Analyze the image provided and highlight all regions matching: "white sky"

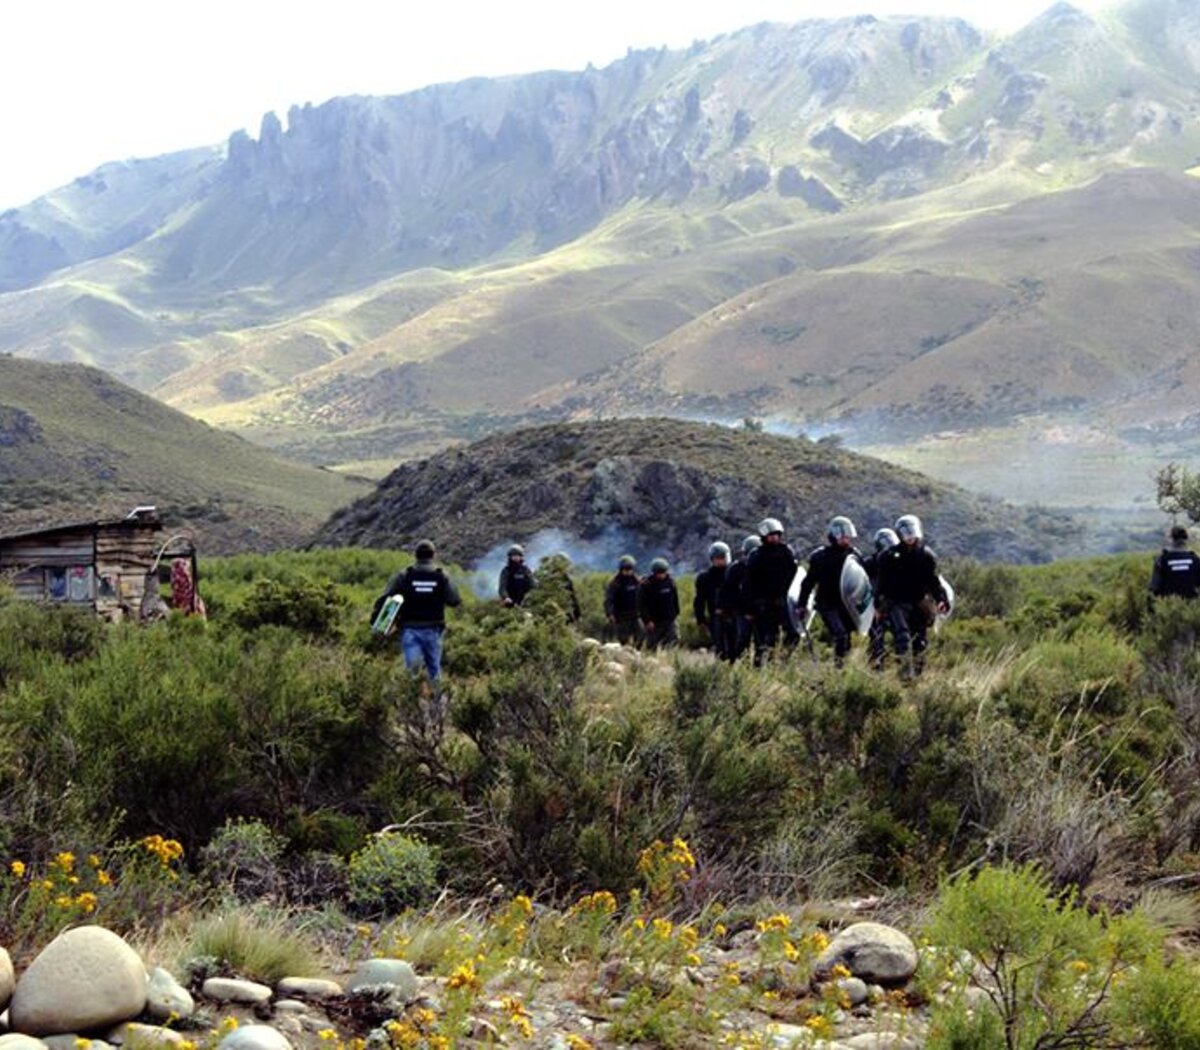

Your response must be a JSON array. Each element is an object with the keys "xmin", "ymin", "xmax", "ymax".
[{"xmin": 2, "ymin": 0, "xmax": 1101, "ymax": 211}]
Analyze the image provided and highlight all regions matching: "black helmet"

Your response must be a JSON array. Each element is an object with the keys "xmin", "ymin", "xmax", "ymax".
[
  {"xmin": 415, "ymin": 539, "xmax": 436, "ymax": 560},
  {"xmin": 618, "ymin": 554, "xmax": 637, "ymax": 569},
  {"xmin": 650, "ymin": 557, "xmax": 670, "ymax": 573}
]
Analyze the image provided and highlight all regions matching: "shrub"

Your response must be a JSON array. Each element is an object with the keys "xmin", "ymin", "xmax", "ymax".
[
  {"xmin": 926, "ymin": 863, "xmax": 1162, "ymax": 1050},
  {"xmin": 200, "ymin": 819, "xmax": 287, "ymax": 901},
  {"xmin": 231, "ymin": 576, "xmax": 346, "ymax": 636},
  {"xmin": 347, "ymin": 833, "xmax": 440, "ymax": 915},
  {"xmin": 1112, "ymin": 956, "xmax": 1200, "ymax": 1049}
]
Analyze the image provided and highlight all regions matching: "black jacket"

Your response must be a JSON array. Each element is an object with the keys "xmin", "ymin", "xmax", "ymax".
[
  {"xmin": 719, "ymin": 558, "xmax": 753, "ymax": 618},
  {"xmin": 1151, "ymin": 548, "xmax": 1200, "ymax": 598},
  {"xmin": 798, "ymin": 543, "xmax": 860, "ymax": 611},
  {"xmin": 638, "ymin": 574, "xmax": 680, "ymax": 624},
  {"xmin": 745, "ymin": 541, "xmax": 798, "ymax": 610},
  {"xmin": 378, "ymin": 561, "xmax": 462, "ymax": 628},
  {"xmin": 876, "ymin": 544, "xmax": 946, "ymax": 608},
  {"xmin": 605, "ymin": 572, "xmax": 640, "ymax": 620},
  {"xmin": 694, "ymin": 564, "xmax": 727, "ymax": 625},
  {"xmin": 499, "ymin": 562, "xmax": 536, "ymax": 605}
]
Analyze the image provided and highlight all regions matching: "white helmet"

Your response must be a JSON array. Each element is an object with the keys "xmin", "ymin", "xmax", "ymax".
[
  {"xmin": 827, "ymin": 516, "xmax": 857, "ymax": 542},
  {"xmin": 742, "ymin": 535, "xmax": 763, "ymax": 555},
  {"xmin": 708, "ymin": 541, "xmax": 732, "ymax": 561},
  {"xmin": 873, "ymin": 528, "xmax": 899, "ymax": 553},
  {"xmin": 758, "ymin": 517, "xmax": 785, "ymax": 538},
  {"xmin": 895, "ymin": 515, "xmax": 923, "ymax": 542}
]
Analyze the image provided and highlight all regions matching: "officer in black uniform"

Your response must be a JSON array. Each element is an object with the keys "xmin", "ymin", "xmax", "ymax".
[
  {"xmin": 498, "ymin": 544, "xmax": 536, "ymax": 607},
  {"xmin": 694, "ymin": 541, "xmax": 732, "ymax": 659},
  {"xmin": 862, "ymin": 528, "xmax": 899, "ymax": 670},
  {"xmin": 797, "ymin": 516, "xmax": 861, "ymax": 666},
  {"xmin": 639, "ymin": 557, "xmax": 681, "ymax": 650},
  {"xmin": 875, "ymin": 515, "xmax": 947, "ymax": 678},
  {"xmin": 744, "ymin": 518, "xmax": 799, "ymax": 665},
  {"xmin": 719, "ymin": 535, "xmax": 761, "ymax": 661},
  {"xmin": 604, "ymin": 555, "xmax": 643, "ymax": 645},
  {"xmin": 1150, "ymin": 526, "xmax": 1200, "ymax": 599}
]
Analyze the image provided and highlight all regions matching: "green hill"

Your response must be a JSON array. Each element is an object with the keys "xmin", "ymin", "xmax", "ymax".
[{"xmin": 0, "ymin": 357, "xmax": 368, "ymax": 551}]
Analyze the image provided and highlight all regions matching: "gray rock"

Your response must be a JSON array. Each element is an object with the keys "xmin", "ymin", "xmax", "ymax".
[
  {"xmin": 0, "ymin": 950, "xmax": 14, "ymax": 1013},
  {"xmin": 347, "ymin": 960, "xmax": 417, "ymax": 1004},
  {"xmin": 840, "ymin": 1035, "xmax": 922, "ymax": 1050},
  {"xmin": 201, "ymin": 978, "xmax": 272, "ymax": 1005},
  {"xmin": 217, "ymin": 1026, "xmax": 292, "ymax": 1050},
  {"xmin": 10, "ymin": 927, "xmax": 148, "ymax": 1036},
  {"xmin": 0, "ymin": 1037, "xmax": 48, "ymax": 1050},
  {"xmin": 272, "ymin": 1002, "xmax": 310, "ymax": 1016},
  {"xmin": 817, "ymin": 923, "xmax": 919, "ymax": 984},
  {"xmin": 836, "ymin": 977, "xmax": 870, "ymax": 1007},
  {"xmin": 146, "ymin": 968, "xmax": 194, "ymax": 1022},
  {"xmin": 108, "ymin": 1024, "xmax": 185, "ymax": 1048},
  {"xmin": 274, "ymin": 978, "xmax": 342, "ymax": 1001}
]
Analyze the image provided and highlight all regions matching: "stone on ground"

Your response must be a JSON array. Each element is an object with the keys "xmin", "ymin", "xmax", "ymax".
[
  {"xmin": 0, "ymin": 1037, "xmax": 49, "ymax": 1050},
  {"xmin": 275, "ymin": 978, "xmax": 342, "ymax": 1000},
  {"xmin": 218, "ymin": 1025, "xmax": 292, "ymax": 1050},
  {"xmin": 146, "ymin": 968, "xmax": 195, "ymax": 1022},
  {"xmin": 108, "ymin": 1023, "xmax": 186, "ymax": 1048},
  {"xmin": 817, "ymin": 923, "xmax": 918, "ymax": 984},
  {"xmin": 202, "ymin": 978, "xmax": 272, "ymax": 1005},
  {"xmin": 347, "ymin": 959, "xmax": 418, "ymax": 1003},
  {"xmin": 9, "ymin": 927, "xmax": 147, "ymax": 1035}
]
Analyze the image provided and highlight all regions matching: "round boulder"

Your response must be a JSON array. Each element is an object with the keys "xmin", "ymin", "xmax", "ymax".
[
  {"xmin": 816, "ymin": 922, "xmax": 918, "ymax": 984},
  {"xmin": 218, "ymin": 1025, "xmax": 292, "ymax": 1050},
  {"xmin": 0, "ymin": 949, "xmax": 14, "ymax": 1012},
  {"xmin": 347, "ymin": 959, "xmax": 418, "ymax": 1004},
  {"xmin": 9, "ymin": 927, "xmax": 147, "ymax": 1036}
]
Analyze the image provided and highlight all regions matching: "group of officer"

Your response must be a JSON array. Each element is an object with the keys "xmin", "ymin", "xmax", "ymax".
[{"xmin": 593, "ymin": 513, "xmax": 948, "ymax": 674}]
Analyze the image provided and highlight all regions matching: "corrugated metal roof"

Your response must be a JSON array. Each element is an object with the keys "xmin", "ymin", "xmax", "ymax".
[{"xmin": 0, "ymin": 516, "xmax": 163, "ymax": 546}]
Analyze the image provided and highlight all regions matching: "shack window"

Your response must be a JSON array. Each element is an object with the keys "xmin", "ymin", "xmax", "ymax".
[{"xmin": 46, "ymin": 566, "xmax": 94, "ymax": 603}]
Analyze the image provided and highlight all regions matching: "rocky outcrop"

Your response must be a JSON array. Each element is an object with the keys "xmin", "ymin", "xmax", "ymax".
[{"xmin": 315, "ymin": 418, "xmax": 1072, "ymax": 566}]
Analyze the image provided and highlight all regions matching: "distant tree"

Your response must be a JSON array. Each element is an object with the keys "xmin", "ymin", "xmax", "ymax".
[
  {"xmin": 1155, "ymin": 462, "xmax": 1200, "ymax": 524},
  {"xmin": 740, "ymin": 417, "xmax": 764, "ymax": 433}
]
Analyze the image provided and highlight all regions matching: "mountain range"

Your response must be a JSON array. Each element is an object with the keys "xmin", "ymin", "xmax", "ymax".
[{"xmin": 3, "ymin": 0, "xmax": 1200, "ymax": 518}]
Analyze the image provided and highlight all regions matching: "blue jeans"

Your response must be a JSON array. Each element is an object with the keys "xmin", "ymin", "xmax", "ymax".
[{"xmin": 400, "ymin": 626, "xmax": 444, "ymax": 680}]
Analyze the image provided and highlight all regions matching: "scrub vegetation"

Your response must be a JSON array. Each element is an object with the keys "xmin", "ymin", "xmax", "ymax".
[{"xmin": 1, "ymin": 546, "xmax": 1199, "ymax": 1044}]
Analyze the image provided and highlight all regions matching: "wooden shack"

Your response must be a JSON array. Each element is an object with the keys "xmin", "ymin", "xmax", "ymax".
[{"xmin": 0, "ymin": 509, "xmax": 168, "ymax": 621}]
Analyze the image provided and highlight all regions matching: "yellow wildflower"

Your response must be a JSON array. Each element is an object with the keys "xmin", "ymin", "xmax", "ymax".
[
  {"xmin": 39, "ymin": 879, "xmax": 53, "ymax": 891},
  {"xmin": 318, "ymin": 1031, "xmax": 338, "ymax": 1042},
  {"xmin": 831, "ymin": 963, "xmax": 852, "ymax": 979},
  {"xmin": 756, "ymin": 913, "xmax": 791, "ymax": 933},
  {"xmin": 54, "ymin": 894, "xmax": 72, "ymax": 908},
  {"xmin": 783, "ymin": 940, "xmax": 800, "ymax": 962},
  {"xmin": 1071, "ymin": 959, "xmax": 1090, "ymax": 974},
  {"xmin": 74, "ymin": 1039, "xmax": 90, "ymax": 1050},
  {"xmin": 685, "ymin": 952, "xmax": 702, "ymax": 966},
  {"xmin": 652, "ymin": 917, "xmax": 674, "ymax": 939},
  {"xmin": 54, "ymin": 852, "xmax": 75, "ymax": 871},
  {"xmin": 447, "ymin": 961, "xmax": 482, "ymax": 993},
  {"xmin": 97, "ymin": 870, "xmax": 112, "ymax": 886},
  {"xmin": 513, "ymin": 893, "xmax": 534, "ymax": 916},
  {"xmin": 565, "ymin": 1036, "xmax": 595, "ymax": 1050},
  {"xmin": 804, "ymin": 1015, "xmax": 832, "ymax": 1037},
  {"xmin": 87, "ymin": 854, "xmax": 101, "ymax": 868},
  {"xmin": 9, "ymin": 861, "xmax": 25, "ymax": 878},
  {"xmin": 714, "ymin": 922, "xmax": 727, "ymax": 938},
  {"xmin": 75, "ymin": 892, "xmax": 98, "ymax": 914},
  {"xmin": 805, "ymin": 930, "xmax": 830, "ymax": 953}
]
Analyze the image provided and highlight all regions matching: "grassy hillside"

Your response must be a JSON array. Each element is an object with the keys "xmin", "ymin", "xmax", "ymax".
[
  {"xmin": 315, "ymin": 418, "xmax": 1074, "ymax": 565},
  {"xmin": 0, "ymin": 356, "xmax": 368, "ymax": 551}
]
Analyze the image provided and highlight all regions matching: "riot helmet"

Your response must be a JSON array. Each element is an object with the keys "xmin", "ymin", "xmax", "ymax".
[
  {"xmin": 741, "ymin": 535, "xmax": 763, "ymax": 555},
  {"xmin": 708, "ymin": 541, "xmax": 732, "ymax": 562},
  {"xmin": 873, "ymin": 528, "xmax": 899, "ymax": 553},
  {"xmin": 827, "ymin": 516, "xmax": 857, "ymax": 543},
  {"xmin": 507, "ymin": 544, "xmax": 525, "ymax": 559},
  {"xmin": 618, "ymin": 554, "xmax": 637, "ymax": 570},
  {"xmin": 758, "ymin": 517, "xmax": 785, "ymax": 538},
  {"xmin": 895, "ymin": 515, "xmax": 923, "ymax": 543},
  {"xmin": 650, "ymin": 557, "xmax": 670, "ymax": 574}
]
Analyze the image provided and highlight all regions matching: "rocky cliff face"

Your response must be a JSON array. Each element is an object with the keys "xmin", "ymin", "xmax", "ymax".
[{"xmin": 316, "ymin": 419, "xmax": 1072, "ymax": 565}]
